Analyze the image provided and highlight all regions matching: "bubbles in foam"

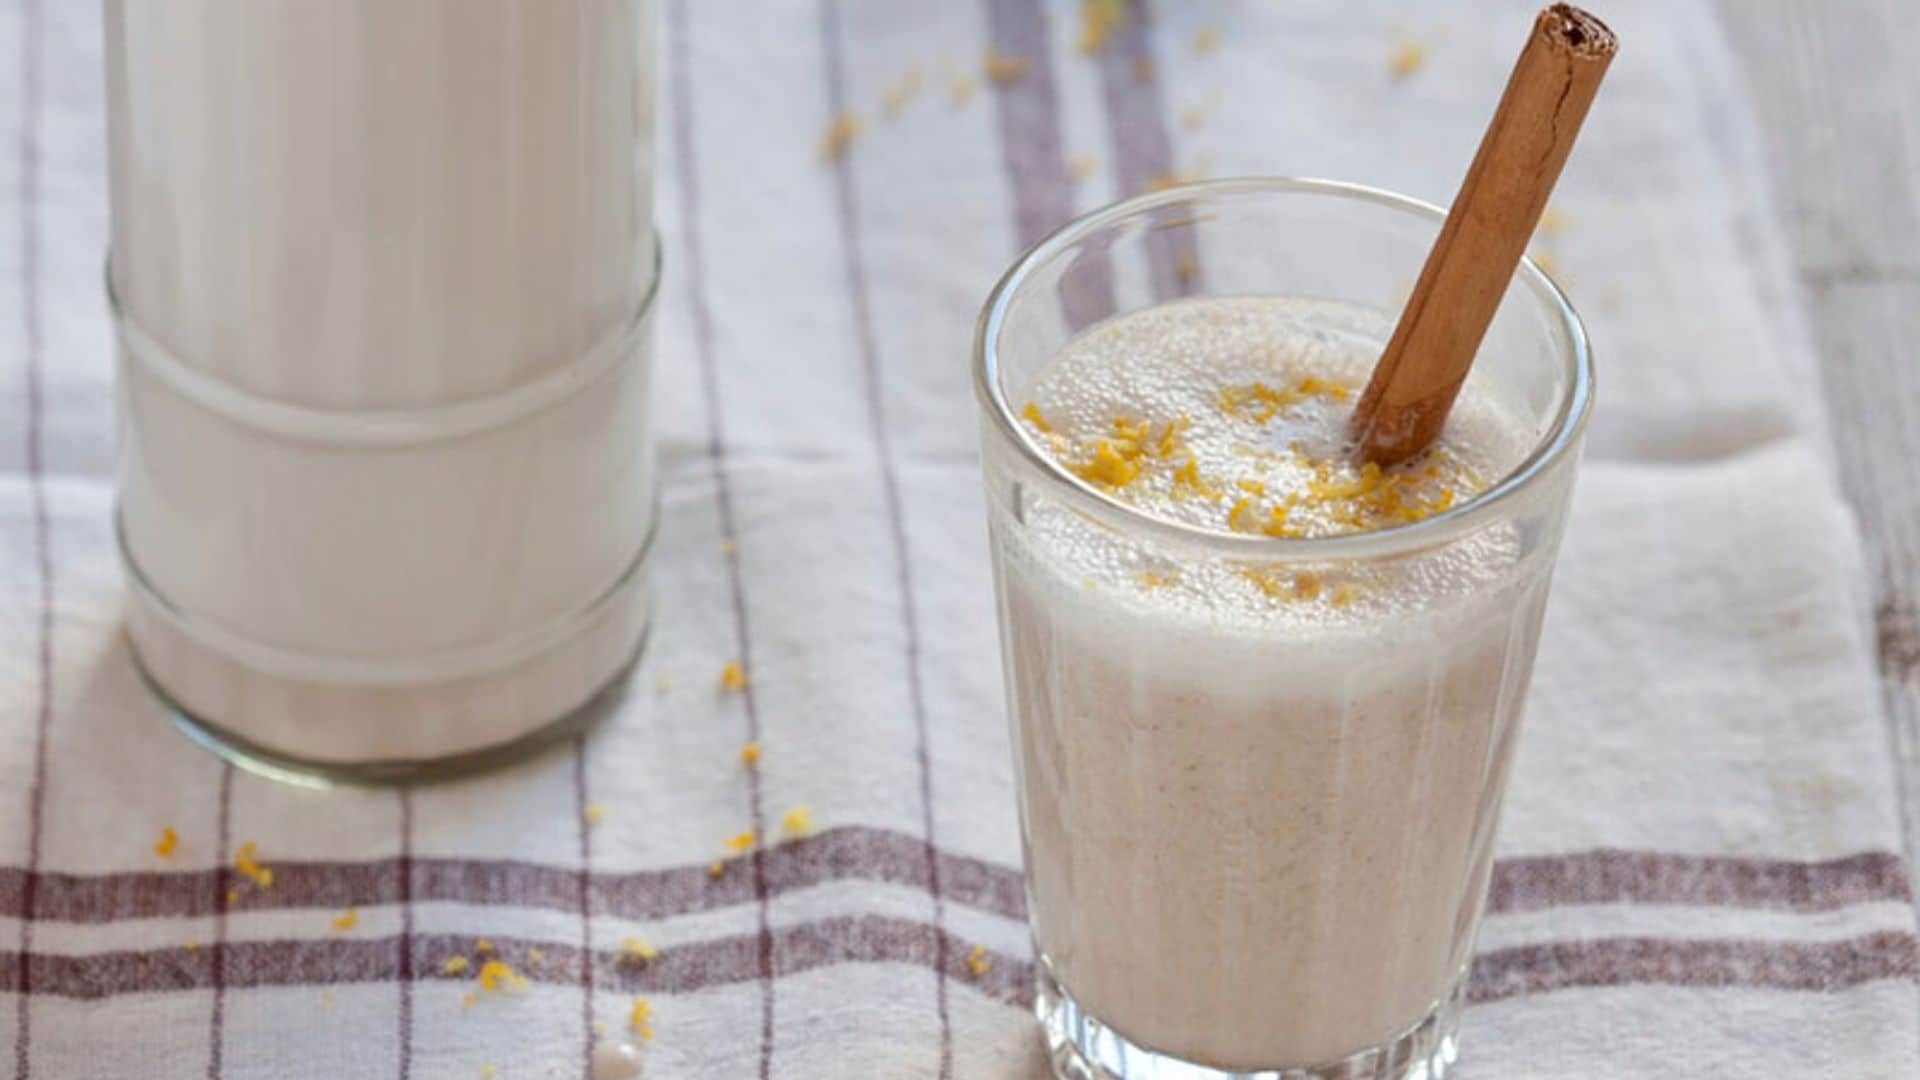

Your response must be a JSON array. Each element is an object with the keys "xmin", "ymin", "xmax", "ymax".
[{"xmin": 1007, "ymin": 296, "xmax": 1538, "ymax": 633}]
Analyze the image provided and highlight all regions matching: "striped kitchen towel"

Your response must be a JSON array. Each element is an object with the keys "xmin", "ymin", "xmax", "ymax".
[{"xmin": 2, "ymin": 0, "xmax": 1913, "ymax": 1077}]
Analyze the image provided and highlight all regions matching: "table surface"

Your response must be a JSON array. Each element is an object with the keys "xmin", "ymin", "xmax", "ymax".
[
  {"xmin": 1723, "ymin": 0, "xmax": 1920, "ymax": 927},
  {"xmin": 5, "ymin": 2, "xmax": 1918, "ymax": 1075}
]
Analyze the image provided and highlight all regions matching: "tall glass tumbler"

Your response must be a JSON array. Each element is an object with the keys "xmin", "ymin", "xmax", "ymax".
[{"xmin": 973, "ymin": 179, "xmax": 1592, "ymax": 1079}]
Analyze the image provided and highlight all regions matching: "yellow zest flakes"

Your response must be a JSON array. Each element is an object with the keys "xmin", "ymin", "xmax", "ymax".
[
  {"xmin": 1193, "ymin": 27, "xmax": 1221, "ymax": 54},
  {"xmin": 1330, "ymin": 583, "xmax": 1364, "ymax": 608},
  {"xmin": 475, "ymin": 939, "xmax": 495, "ymax": 955},
  {"xmin": 725, "ymin": 830, "xmax": 758, "ymax": 853},
  {"xmin": 629, "ymin": 996, "xmax": 654, "ymax": 1040},
  {"xmin": 477, "ymin": 959, "xmax": 529, "ymax": 994},
  {"xmin": 882, "ymin": 65, "xmax": 923, "ymax": 119},
  {"xmin": 1293, "ymin": 572, "xmax": 1322, "ymax": 600},
  {"xmin": 720, "ymin": 660, "xmax": 748, "ymax": 693},
  {"xmin": 740, "ymin": 741, "xmax": 762, "ymax": 767},
  {"xmin": 1170, "ymin": 457, "xmax": 1221, "ymax": 501},
  {"xmin": 780, "ymin": 805, "xmax": 813, "ymax": 838},
  {"xmin": 1071, "ymin": 439, "xmax": 1140, "ymax": 489},
  {"xmin": 1226, "ymin": 496, "xmax": 1257, "ymax": 533},
  {"xmin": 1077, "ymin": 0, "xmax": 1128, "ymax": 54},
  {"xmin": 1110, "ymin": 415, "xmax": 1150, "ymax": 447},
  {"xmin": 1309, "ymin": 461, "xmax": 1384, "ymax": 500},
  {"xmin": 1069, "ymin": 153, "xmax": 1097, "ymax": 182},
  {"xmin": 1143, "ymin": 170, "xmax": 1201, "ymax": 194},
  {"xmin": 947, "ymin": 72, "xmax": 978, "ymax": 107},
  {"xmin": 1153, "ymin": 416, "xmax": 1189, "ymax": 458},
  {"xmin": 1218, "ymin": 381, "xmax": 1301, "ymax": 423},
  {"xmin": 330, "ymin": 909, "xmax": 358, "ymax": 932},
  {"xmin": 1021, "ymin": 401, "xmax": 1053, "ymax": 433},
  {"xmin": 225, "ymin": 888, "xmax": 239, "ymax": 905},
  {"xmin": 184, "ymin": 939, "xmax": 199, "ymax": 953},
  {"xmin": 1388, "ymin": 40, "xmax": 1428, "ymax": 80},
  {"xmin": 966, "ymin": 945, "xmax": 992, "ymax": 976},
  {"xmin": 817, "ymin": 111, "xmax": 863, "ymax": 163},
  {"xmin": 1263, "ymin": 500, "xmax": 1302, "ymax": 539},
  {"xmin": 1234, "ymin": 477, "xmax": 1266, "ymax": 496},
  {"xmin": 708, "ymin": 860, "xmax": 725, "ymax": 879},
  {"xmin": 983, "ymin": 49, "xmax": 1028, "ymax": 84},
  {"xmin": 1174, "ymin": 250, "xmax": 1199, "ymax": 283},
  {"xmin": 1244, "ymin": 568, "xmax": 1282, "ymax": 597},
  {"xmin": 584, "ymin": 803, "xmax": 607, "ymax": 826},
  {"xmin": 1137, "ymin": 571, "xmax": 1175, "ymax": 589},
  {"xmin": 233, "ymin": 842, "xmax": 273, "ymax": 889},
  {"xmin": 1296, "ymin": 375, "xmax": 1351, "ymax": 402},
  {"xmin": 153, "ymin": 827, "xmax": 179, "ymax": 858},
  {"xmin": 621, "ymin": 937, "xmax": 659, "ymax": 965}
]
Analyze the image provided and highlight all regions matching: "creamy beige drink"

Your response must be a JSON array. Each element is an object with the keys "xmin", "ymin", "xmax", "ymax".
[{"xmin": 994, "ymin": 297, "xmax": 1551, "ymax": 1070}]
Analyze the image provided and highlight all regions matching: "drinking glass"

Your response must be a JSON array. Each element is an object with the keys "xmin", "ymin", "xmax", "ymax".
[{"xmin": 973, "ymin": 178, "xmax": 1591, "ymax": 1079}]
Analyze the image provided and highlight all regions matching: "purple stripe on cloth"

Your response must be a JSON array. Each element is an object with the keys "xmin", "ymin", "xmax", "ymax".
[
  {"xmin": 817, "ymin": 2, "xmax": 953, "ymax": 1075},
  {"xmin": 984, "ymin": 0, "xmax": 1114, "ymax": 330},
  {"xmin": 571, "ymin": 741, "xmax": 595, "ymax": 1074},
  {"xmin": 10, "ymin": 0, "xmax": 49, "ymax": 1074},
  {"xmin": 1, "ymin": 833, "xmax": 1908, "ymax": 927},
  {"xmin": 1467, "ymin": 930, "xmax": 1920, "ymax": 1002},
  {"xmin": 1486, "ymin": 849, "xmax": 1915, "ymax": 914},
  {"xmin": 204, "ymin": 767, "xmax": 233, "ymax": 1080},
  {"xmin": 1, "ymin": 922, "xmax": 1911, "ymax": 1009},
  {"xmin": 395, "ymin": 789, "xmax": 414, "ymax": 1080},
  {"xmin": 665, "ymin": 0, "xmax": 776, "ymax": 1073},
  {"xmin": 1092, "ymin": 0, "xmax": 1199, "ymax": 300}
]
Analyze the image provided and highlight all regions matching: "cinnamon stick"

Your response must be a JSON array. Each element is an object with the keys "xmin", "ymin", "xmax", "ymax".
[{"xmin": 1351, "ymin": 4, "xmax": 1616, "ymax": 466}]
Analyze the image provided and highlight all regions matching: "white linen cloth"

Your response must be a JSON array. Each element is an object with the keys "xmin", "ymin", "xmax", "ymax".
[{"xmin": 0, "ymin": 1, "xmax": 1912, "ymax": 1077}]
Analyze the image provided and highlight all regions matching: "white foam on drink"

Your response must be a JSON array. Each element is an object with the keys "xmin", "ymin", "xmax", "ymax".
[{"xmin": 1009, "ymin": 296, "xmax": 1539, "ymax": 632}]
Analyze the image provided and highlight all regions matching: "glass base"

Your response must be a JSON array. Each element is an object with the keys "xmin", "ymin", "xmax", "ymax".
[{"xmin": 1037, "ymin": 959, "xmax": 1464, "ymax": 1080}]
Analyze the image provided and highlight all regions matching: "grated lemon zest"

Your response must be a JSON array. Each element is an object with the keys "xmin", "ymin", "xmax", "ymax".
[
  {"xmin": 780, "ymin": 805, "xmax": 813, "ymax": 838},
  {"xmin": 1077, "ymin": 0, "xmax": 1128, "ymax": 53},
  {"xmin": 983, "ymin": 49, "xmax": 1028, "ymax": 84},
  {"xmin": 966, "ymin": 945, "xmax": 992, "ymax": 976},
  {"xmin": 817, "ymin": 111, "xmax": 863, "ymax": 162},
  {"xmin": 233, "ymin": 842, "xmax": 273, "ymax": 889},
  {"xmin": 476, "ymin": 960, "xmax": 529, "ymax": 994}
]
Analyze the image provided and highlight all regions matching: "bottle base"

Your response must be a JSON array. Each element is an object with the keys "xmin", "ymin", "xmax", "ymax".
[
  {"xmin": 134, "ymin": 615, "xmax": 648, "ymax": 789},
  {"xmin": 1037, "ymin": 958, "xmax": 1464, "ymax": 1080}
]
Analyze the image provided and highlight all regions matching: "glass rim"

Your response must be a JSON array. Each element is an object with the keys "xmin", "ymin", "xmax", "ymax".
[{"xmin": 972, "ymin": 175, "xmax": 1594, "ymax": 562}]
